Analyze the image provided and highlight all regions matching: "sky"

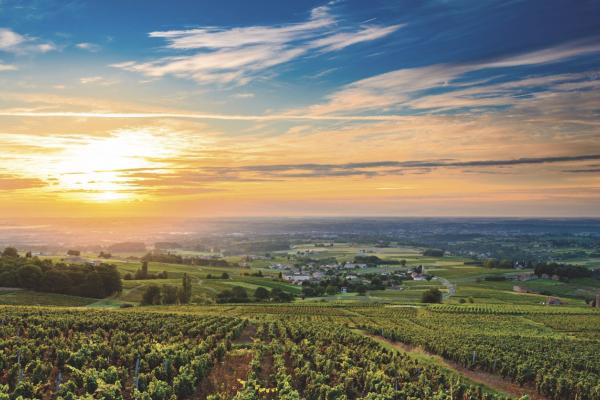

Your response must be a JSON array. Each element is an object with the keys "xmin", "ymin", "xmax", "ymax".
[{"xmin": 0, "ymin": 0, "xmax": 599, "ymax": 217}]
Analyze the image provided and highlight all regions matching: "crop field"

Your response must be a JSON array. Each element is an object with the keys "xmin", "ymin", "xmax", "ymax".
[{"xmin": 1, "ymin": 303, "xmax": 599, "ymax": 400}]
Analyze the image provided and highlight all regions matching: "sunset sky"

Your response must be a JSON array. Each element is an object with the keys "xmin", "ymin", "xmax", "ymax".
[{"xmin": 1, "ymin": 0, "xmax": 599, "ymax": 217}]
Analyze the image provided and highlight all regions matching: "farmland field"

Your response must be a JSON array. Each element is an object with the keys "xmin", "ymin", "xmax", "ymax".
[{"xmin": 1, "ymin": 303, "xmax": 599, "ymax": 400}]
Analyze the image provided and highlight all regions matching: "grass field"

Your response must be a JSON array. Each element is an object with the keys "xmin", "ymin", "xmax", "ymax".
[
  {"xmin": 0, "ymin": 289, "xmax": 97, "ymax": 306},
  {"xmin": 20, "ymin": 243, "xmax": 598, "ymax": 307}
]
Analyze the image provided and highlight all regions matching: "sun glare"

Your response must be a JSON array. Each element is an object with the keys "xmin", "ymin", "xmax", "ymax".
[{"xmin": 53, "ymin": 129, "xmax": 170, "ymax": 202}]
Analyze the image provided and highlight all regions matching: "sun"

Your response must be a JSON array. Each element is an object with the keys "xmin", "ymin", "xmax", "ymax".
[
  {"xmin": 52, "ymin": 129, "xmax": 170, "ymax": 202},
  {"xmin": 93, "ymin": 191, "xmax": 130, "ymax": 202}
]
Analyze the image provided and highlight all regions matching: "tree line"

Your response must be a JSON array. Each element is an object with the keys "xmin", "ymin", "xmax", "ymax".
[
  {"xmin": 140, "ymin": 273, "xmax": 192, "ymax": 305},
  {"xmin": 216, "ymin": 286, "xmax": 293, "ymax": 303},
  {"xmin": 0, "ymin": 247, "xmax": 121, "ymax": 298},
  {"xmin": 141, "ymin": 252, "xmax": 236, "ymax": 267}
]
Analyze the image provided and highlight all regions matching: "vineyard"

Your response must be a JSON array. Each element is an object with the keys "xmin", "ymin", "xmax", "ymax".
[{"xmin": 0, "ymin": 304, "xmax": 599, "ymax": 399}]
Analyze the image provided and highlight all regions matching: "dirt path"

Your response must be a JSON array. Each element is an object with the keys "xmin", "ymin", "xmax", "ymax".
[
  {"xmin": 362, "ymin": 331, "xmax": 547, "ymax": 400},
  {"xmin": 195, "ymin": 349, "xmax": 253, "ymax": 399},
  {"xmin": 233, "ymin": 324, "xmax": 257, "ymax": 345}
]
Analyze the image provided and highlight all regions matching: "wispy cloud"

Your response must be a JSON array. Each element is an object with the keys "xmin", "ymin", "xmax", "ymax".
[
  {"xmin": 0, "ymin": 174, "xmax": 46, "ymax": 190},
  {"xmin": 112, "ymin": 3, "xmax": 402, "ymax": 85},
  {"xmin": 0, "ymin": 27, "xmax": 55, "ymax": 54},
  {"xmin": 305, "ymin": 39, "xmax": 600, "ymax": 115},
  {"xmin": 79, "ymin": 75, "xmax": 117, "ymax": 86},
  {"xmin": 0, "ymin": 110, "xmax": 414, "ymax": 121},
  {"xmin": 232, "ymin": 92, "xmax": 255, "ymax": 99},
  {"xmin": 75, "ymin": 42, "xmax": 101, "ymax": 52},
  {"xmin": 0, "ymin": 62, "xmax": 17, "ymax": 71}
]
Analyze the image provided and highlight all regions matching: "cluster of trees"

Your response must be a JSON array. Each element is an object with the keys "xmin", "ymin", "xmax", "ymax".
[
  {"xmin": 422, "ymin": 248, "xmax": 445, "ymax": 257},
  {"xmin": 533, "ymin": 262, "xmax": 592, "ymax": 279},
  {"xmin": 421, "ymin": 288, "xmax": 443, "ymax": 303},
  {"xmin": 353, "ymin": 255, "xmax": 397, "ymax": 265},
  {"xmin": 483, "ymin": 259, "xmax": 516, "ymax": 269},
  {"xmin": 300, "ymin": 273, "xmax": 403, "ymax": 297},
  {"xmin": 205, "ymin": 272, "xmax": 229, "ymax": 279},
  {"xmin": 141, "ymin": 252, "xmax": 235, "ymax": 267},
  {"xmin": 141, "ymin": 273, "xmax": 192, "ymax": 305},
  {"xmin": 216, "ymin": 286, "xmax": 293, "ymax": 303},
  {"xmin": 0, "ymin": 247, "xmax": 121, "ymax": 298},
  {"xmin": 123, "ymin": 261, "xmax": 168, "ymax": 280}
]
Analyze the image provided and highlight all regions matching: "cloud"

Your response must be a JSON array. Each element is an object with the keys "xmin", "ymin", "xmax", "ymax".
[
  {"xmin": 218, "ymin": 154, "xmax": 600, "ymax": 178},
  {"xmin": 305, "ymin": 39, "xmax": 600, "ymax": 115},
  {"xmin": 0, "ymin": 174, "xmax": 46, "ymax": 190},
  {"xmin": 232, "ymin": 92, "xmax": 255, "ymax": 99},
  {"xmin": 0, "ymin": 62, "xmax": 17, "ymax": 71},
  {"xmin": 112, "ymin": 3, "xmax": 402, "ymax": 85},
  {"xmin": 0, "ymin": 27, "xmax": 55, "ymax": 54},
  {"xmin": 563, "ymin": 167, "xmax": 600, "ymax": 174},
  {"xmin": 310, "ymin": 24, "xmax": 403, "ymax": 52},
  {"xmin": 79, "ymin": 75, "xmax": 117, "ymax": 85},
  {"xmin": 75, "ymin": 42, "xmax": 101, "ymax": 52},
  {"xmin": 0, "ymin": 28, "xmax": 25, "ymax": 49},
  {"xmin": 0, "ymin": 110, "xmax": 415, "ymax": 121},
  {"xmin": 102, "ymin": 153, "xmax": 600, "ymax": 184}
]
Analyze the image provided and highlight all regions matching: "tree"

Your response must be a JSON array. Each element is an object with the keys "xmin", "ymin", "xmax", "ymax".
[
  {"xmin": 79, "ymin": 271, "xmax": 104, "ymax": 298},
  {"xmin": 231, "ymin": 286, "xmax": 248, "ymax": 301},
  {"xmin": 141, "ymin": 285, "xmax": 161, "ymax": 305},
  {"xmin": 42, "ymin": 270, "xmax": 72, "ymax": 293},
  {"xmin": 162, "ymin": 285, "xmax": 179, "ymax": 304},
  {"xmin": 270, "ymin": 288, "xmax": 293, "ymax": 302},
  {"xmin": 326, "ymin": 285, "xmax": 338, "ymax": 295},
  {"xmin": 16, "ymin": 265, "xmax": 43, "ymax": 290},
  {"xmin": 421, "ymin": 288, "xmax": 443, "ymax": 303},
  {"xmin": 95, "ymin": 264, "xmax": 122, "ymax": 296},
  {"xmin": 141, "ymin": 261, "xmax": 149, "ymax": 278},
  {"xmin": 98, "ymin": 251, "xmax": 112, "ymax": 259},
  {"xmin": 221, "ymin": 272, "xmax": 229, "ymax": 279},
  {"xmin": 254, "ymin": 287, "xmax": 270, "ymax": 301},
  {"xmin": 2, "ymin": 247, "xmax": 18, "ymax": 258},
  {"xmin": 180, "ymin": 273, "xmax": 192, "ymax": 304},
  {"xmin": 356, "ymin": 284, "xmax": 367, "ymax": 295}
]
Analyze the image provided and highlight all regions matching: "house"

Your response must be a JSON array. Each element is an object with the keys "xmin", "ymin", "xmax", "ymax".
[
  {"xmin": 270, "ymin": 263, "xmax": 292, "ymax": 270},
  {"xmin": 340, "ymin": 287, "xmax": 348, "ymax": 294},
  {"xmin": 411, "ymin": 271, "xmax": 427, "ymax": 281},
  {"xmin": 282, "ymin": 274, "xmax": 311, "ymax": 284},
  {"xmin": 344, "ymin": 263, "xmax": 367, "ymax": 269}
]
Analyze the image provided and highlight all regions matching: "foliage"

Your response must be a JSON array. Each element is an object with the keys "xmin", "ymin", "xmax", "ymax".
[
  {"xmin": 0, "ymin": 249, "xmax": 121, "ymax": 298},
  {"xmin": 421, "ymin": 288, "xmax": 443, "ymax": 303}
]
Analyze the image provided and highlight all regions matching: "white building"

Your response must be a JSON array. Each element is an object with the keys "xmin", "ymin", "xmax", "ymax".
[{"xmin": 282, "ymin": 274, "xmax": 311, "ymax": 284}]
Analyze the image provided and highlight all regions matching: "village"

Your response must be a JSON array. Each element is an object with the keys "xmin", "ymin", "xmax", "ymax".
[{"xmin": 269, "ymin": 257, "xmax": 431, "ymax": 294}]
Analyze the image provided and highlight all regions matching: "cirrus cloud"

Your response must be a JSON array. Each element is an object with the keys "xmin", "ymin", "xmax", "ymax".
[{"xmin": 112, "ymin": 3, "xmax": 402, "ymax": 85}]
